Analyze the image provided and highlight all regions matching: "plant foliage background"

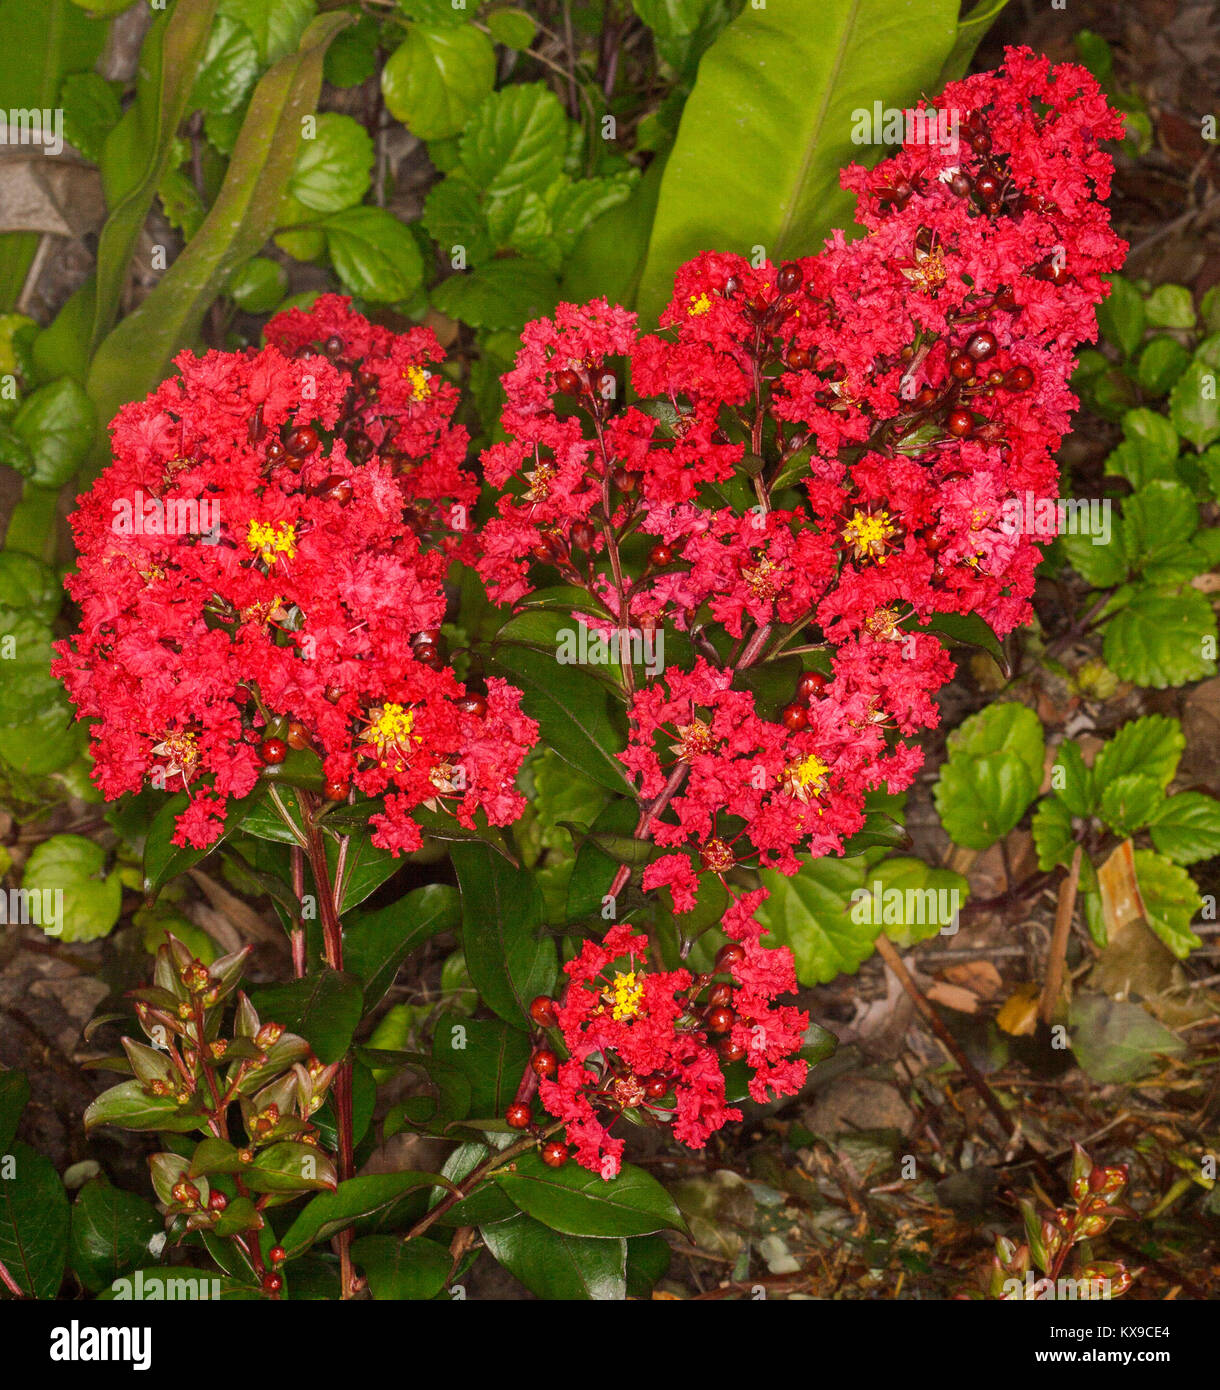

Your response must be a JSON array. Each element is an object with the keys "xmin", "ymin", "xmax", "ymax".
[{"xmin": 1, "ymin": 0, "xmax": 1220, "ymax": 1303}]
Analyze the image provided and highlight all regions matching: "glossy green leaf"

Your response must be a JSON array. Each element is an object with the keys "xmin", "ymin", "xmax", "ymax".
[
  {"xmin": 69, "ymin": 1178, "xmax": 160, "ymax": 1293},
  {"xmin": 250, "ymin": 970, "xmax": 363, "ymax": 1064},
  {"xmin": 1170, "ymin": 361, "xmax": 1220, "ymax": 450},
  {"xmin": 0, "ymin": 1143, "xmax": 69, "ymax": 1298},
  {"xmin": 0, "ymin": 1070, "xmax": 30, "ymax": 1154},
  {"xmin": 934, "ymin": 752, "xmax": 1039, "ymax": 850},
  {"xmin": 351, "ymin": 1234, "xmax": 451, "ymax": 1300},
  {"xmin": 431, "ymin": 257, "xmax": 559, "ymax": 331},
  {"xmin": 450, "ymin": 841, "xmax": 555, "ymax": 1029},
  {"xmin": 1133, "ymin": 849, "xmax": 1202, "ymax": 958},
  {"xmin": 287, "ymin": 112, "xmax": 374, "ymax": 213},
  {"xmin": 460, "ymin": 83, "xmax": 567, "ymax": 198},
  {"xmin": 281, "ymin": 1171, "xmax": 446, "ymax": 1256},
  {"xmin": 90, "ymin": 0, "xmax": 220, "ymax": 353},
  {"xmin": 10, "ymin": 378, "xmax": 96, "ymax": 486},
  {"xmin": 219, "ymin": 0, "xmax": 316, "ymax": 62},
  {"xmin": 1096, "ymin": 275, "xmax": 1145, "ymax": 359},
  {"xmin": 381, "ymin": 25, "xmax": 496, "ymax": 140},
  {"xmin": 323, "ymin": 205, "xmax": 425, "ymax": 302},
  {"xmin": 754, "ymin": 856, "xmax": 876, "ymax": 985},
  {"xmin": 636, "ymin": 0, "xmax": 959, "ymax": 323},
  {"xmin": 345, "ymin": 883, "xmax": 460, "ymax": 1009},
  {"xmin": 21, "ymin": 834, "xmax": 122, "ymax": 944},
  {"xmin": 480, "ymin": 1211, "xmax": 626, "ymax": 1299},
  {"xmin": 83, "ymin": 1081, "xmax": 208, "ymax": 1135},
  {"xmin": 496, "ymin": 1153, "xmax": 687, "ymax": 1237}
]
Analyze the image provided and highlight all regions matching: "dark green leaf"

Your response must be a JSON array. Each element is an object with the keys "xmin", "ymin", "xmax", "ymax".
[
  {"xmin": 0, "ymin": 1142, "xmax": 69, "ymax": 1298},
  {"xmin": 69, "ymin": 1178, "xmax": 160, "ymax": 1293},
  {"xmin": 250, "ymin": 970, "xmax": 363, "ymax": 1064},
  {"xmin": 480, "ymin": 1211, "xmax": 626, "ymax": 1299},
  {"xmin": 350, "ymin": 1234, "xmax": 451, "ymax": 1300}
]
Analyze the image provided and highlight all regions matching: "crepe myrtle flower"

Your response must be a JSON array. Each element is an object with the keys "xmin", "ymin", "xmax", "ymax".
[
  {"xmin": 516, "ymin": 903, "xmax": 808, "ymax": 1178},
  {"xmin": 54, "ymin": 299, "xmax": 537, "ymax": 852}
]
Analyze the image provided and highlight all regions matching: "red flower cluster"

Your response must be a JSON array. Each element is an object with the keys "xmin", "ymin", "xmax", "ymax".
[
  {"xmin": 529, "ymin": 898, "xmax": 808, "ymax": 1177},
  {"xmin": 54, "ymin": 298, "xmax": 536, "ymax": 852},
  {"xmin": 475, "ymin": 49, "xmax": 1125, "ymax": 905}
]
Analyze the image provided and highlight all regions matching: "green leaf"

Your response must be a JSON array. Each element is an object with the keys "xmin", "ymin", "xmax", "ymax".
[
  {"xmin": 1148, "ymin": 791, "xmax": 1220, "ymax": 865},
  {"xmin": 868, "ymin": 857, "xmax": 968, "ymax": 948},
  {"xmin": 1059, "ymin": 526, "xmax": 1129, "ymax": 589},
  {"xmin": 1170, "ymin": 361, "xmax": 1220, "ymax": 450},
  {"xmin": 345, "ymin": 883, "xmax": 460, "ymax": 1009},
  {"xmin": 1032, "ymin": 796, "xmax": 1076, "ymax": 872},
  {"xmin": 754, "ymin": 856, "xmax": 876, "ymax": 985},
  {"xmin": 90, "ymin": 0, "xmax": 219, "ymax": 353},
  {"xmin": 325, "ymin": 12, "xmax": 380, "ymax": 87},
  {"xmin": 1098, "ymin": 773, "xmax": 1164, "ymax": 836},
  {"xmin": 219, "ymin": 0, "xmax": 316, "ymax": 63},
  {"xmin": 488, "ymin": 634, "xmax": 630, "ymax": 795},
  {"xmin": 0, "ymin": 609, "xmax": 62, "ymax": 723},
  {"xmin": 480, "ymin": 1211, "xmax": 627, "ymax": 1299},
  {"xmin": 935, "ymin": 0, "xmax": 1010, "ymax": 83},
  {"xmin": 281, "ymin": 1172, "xmax": 445, "ymax": 1256},
  {"xmin": 431, "ymin": 1016, "xmax": 530, "ymax": 1118},
  {"xmin": 143, "ymin": 788, "xmax": 257, "ymax": 897},
  {"xmin": 192, "ymin": 14, "xmax": 260, "ymax": 117},
  {"xmin": 245, "ymin": 1141, "xmax": 337, "ymax": 1193},
  {"xmin": 250, "ymin": 970, "xmax": 363, "ymax": 1064},
  {"xmin": 0, "ymin": 1142, "xmax": 69, "ymax": 1298},
  {"xmin": 351, "ymin": 1234, "xmax": 451, "ymax": 1300},
  {"xmin": 86, "ymin": 12, "xmax": 351, "ymax": 464},
  {"xmin": 323, "ymin": 205, "xmax": 425, "ymax": 302},
  {"xmin": 487, "ymin": 8, "xmax": 537, "ymax": 50},
  {"xmin": 496, "ymin": 1153, "xmax": 686, "ymax": 1237},
  {"xmin": 228, "ymin": 256, "xmax": 289, "ymax": 313},
  {"xmin": 1144, "ymin": 283, "xmax": 1196, "ymax": 329},
  {"xmin": 635, "ymin": 0, "xmax": 960, "ymax": 323},
  {"xmin": 1070, "ymin": 994, "xmax": 1186, "ymax": 1082},
  {"xmin": 1136, "ymin": 336, "xmax": 1192, "ymax": 396},
  {"xmin": 1096, "ymin": 275, "xmax": 1146, "ymax": 359},
  {"xmin": 460, "ymin": 83, "xmax": 568, "ymax": 198},
  {"xmin": 21, "ymin": 834, "xmax": 121, "ymax": 944},
  {"xmin": 1094, "ymin": 714, "xmax": 1184, "ymax": 792},
  {"xmin": 1102, "ymin": 587, "xmax": 1217, "ymax": 689},
  {"xmin": 561, "ymin": 153, "xmax": 668, "ymax": 308},
  {"xmin": 1133, "ymin": 849, "xmax": 1202, "ymax": 958},
  {"xmin": 919, "ymin": 611, "xmax": 1009, "ymax": 675},
  {"xmin": 450, "ymin": 841, "xmax": 556, "ymax": 1029},
  {"xmin": 1051, "ymin": 739, "xmax": 1095, "ymax": 816},
  {"xmin": 1122, "ymin": 481, "xmax": 1199, "ymax": 577},
  {"xmin": 287, "ymin": 112, "xmax": 374, "ymax": 213},
  {"xmin": 431, "ymin": 257, "xmax": 559, "ymax": 331},
  {"xmin": 381, "ymin": 25, "xmax": 496, "ymax": 141},
  {"xmin": 69, "ymin": 1178, "xmax": 160, "ymax": 1293},
  {"xmin": 0, "ymin": 1070, "xmax": 30, "ymax": 1154},
  {"xmin": 945, "ymin": 702, "xmax": 1044, "ymax": 787},
  {"xmin": 1103, "ymin": 408, "xmax": 1182, "ymax": 489},
  {"xmin": 83, "ymin": 1081, "xmax": 207, "ymax": 1135},
  {"xmin": 59, "ymin": 72, "xmax": 122, "ymax": 163},
  {"xmin": 11, "ymin": 378, "xmax": 95, "ymax": 486},
  {"xmin": 632, "ymin": 0, "xmax": 738, "ymax": 78},
  {"xmin": 934, "ymin": 753, "xmax": 1039, "ymax": 850}
]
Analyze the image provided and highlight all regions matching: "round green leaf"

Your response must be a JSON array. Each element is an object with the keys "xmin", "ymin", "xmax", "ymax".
[
  {"xmin": 381, "ymin": 25, "xmax": 496, "ymax": 141},
  {"xmin": 21, "ymin": 834, "xmax": 122, "ymax": 944},
  {"xmin": 1102, "ymin": 588, "xmax": 1217, "ymax": 689},
  {"xmin": 934, "ymin": 752, "xmax": 1039, "ymax": 850},
  {"xmin": 754, "ymin": 857, "xmax": 876, "ymax": 985},
  {"xmin": 323, "ymin": 205, "xmax": 425, "ymax": 302},
  {"xmin": 288, "ymin": 112, "xmax": 374, "ymax": 213},
  {"xmin": 11, "ymin": 377, "xmax": 96, "ymax": 486},
  {"xmin": 228, "ymin": 256, "xmax": 290, "ymax": 312},
  {"xmin": 487, "ymin": 8, "xmax": 538, "ymax": 49},
  {"xmin": 1148, "ymin": 790, "xmax": 1220, "ymax": 864}
]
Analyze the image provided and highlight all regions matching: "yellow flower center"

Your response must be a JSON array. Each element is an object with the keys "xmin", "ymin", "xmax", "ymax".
[
  {"xmin": 360, "ymin": 703, "xmax": 418, "ymax": 766},
  {"xmin": 687, "ymin": 292, "xmax": 711, "ymax": 316},
  {"xmin": 606, "ymin": 970, "xmax": 645, "ymax": 1021},
  {"xmin": 151, "ymin": 730, "xmax": 199, "ymax": 777},
  {"xmin": 246, "ymin": 520, "xmax": 296, "ymax": 565},
  {"xmin": 671, "ymin": 718, "xmax": 715, "ymax": 762},
  {"xmin": 781, "ymin": 752, "xmax": 829, "ymax": 804},
  {"xmin": 842, "ymin": 509, "xmax": 896, "ymax": 562},
  {"xmin": 742, "ymin": 555, "xmax": 782, "ymax": 600},
  {"xmin": 403, "ymin": 364, "xmax": 431, "ymax": 400}
]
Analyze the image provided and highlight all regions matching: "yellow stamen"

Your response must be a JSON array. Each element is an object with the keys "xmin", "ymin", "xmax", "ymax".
[
  {"xmin": 360, "ymin": 703, "xmax": 418, "ymax": 767},
  {"xmin": 606, "ymin": 970, "xmax": 645, "ymax": 1021},
  {"xmin": 687, "ymin": 292, "xmax": 711, "ymax": 316},
  {"xmin": 246, "ymin": 520, "xmax": 296, "ymax": 565},
  {"xmin": 403, "ymin": 364, "xmax": 431, "ymax": 400},
  {"xmin": 842, "ymin": 509, "xmax": 896, "ymax": 563},
  {"xmin": 781, "ymin": 752, "xmax": 829, "ymax": 804}
]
